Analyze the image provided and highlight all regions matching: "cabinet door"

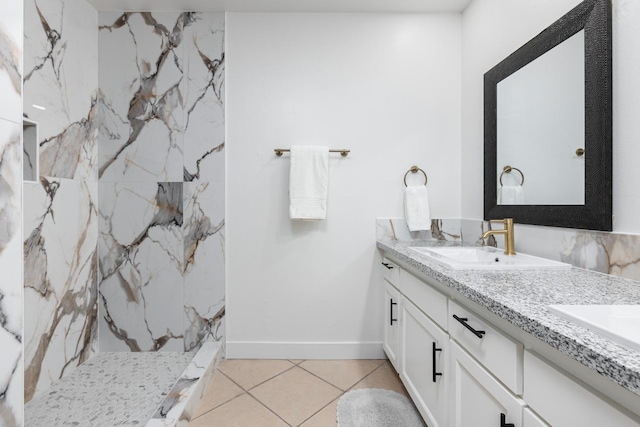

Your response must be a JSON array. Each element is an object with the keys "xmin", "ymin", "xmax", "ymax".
[
  {"xmin": 524, "ymin": 351, "xmax": 640, "ymax": 427},
  {"xmin": 383, "ymin": 282, "xmax": 401, "ymax": 370},
  {"xmin": 401, "ymin": 298, "xmax": 448, "ymax": 427},
  {"xmin": 449, "ymin": 341, "xmax": 525, "ymax": 427}
]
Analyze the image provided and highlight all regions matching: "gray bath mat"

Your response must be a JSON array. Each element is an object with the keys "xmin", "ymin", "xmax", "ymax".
[{"xmin": 336, "ymin": 388, "xmax": 426, "ymax": 427}]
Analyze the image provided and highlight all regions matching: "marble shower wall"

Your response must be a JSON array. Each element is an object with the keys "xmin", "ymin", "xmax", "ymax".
[
  {"xmin": 23, "ymin": 0, "xmax": 99, "ymax": 181},
  {"xmin": 23, "ymin": 179, "xmax": 98, "ymax": 402},
  {"xmin": 98, "ymin": 182, "xmax": 185, "ymax": 352},
  {"xmin": 377, "ymin": 218, "xmax": 640, "ymax": 283},
  {"xmin": 0, "ymin": 1, "xmax": 23, "ymax": 425},
  {"xmin": 98, "ymin": 12, "xmax": 226, "ymax": 353},
  {"xmin": 22, "ymin": 0, "xmax": 100, "ymax": 403}
]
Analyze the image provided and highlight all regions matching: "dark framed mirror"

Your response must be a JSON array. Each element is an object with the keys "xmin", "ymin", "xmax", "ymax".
[{"xmin": 484, "ymin": 0, "xmax": 612, "ymax": 231}]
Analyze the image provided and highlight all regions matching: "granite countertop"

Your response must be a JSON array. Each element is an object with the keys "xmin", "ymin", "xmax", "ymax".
[{"xmin": 377, "ymin": 237, "xmax": 640, "ymax": 397}]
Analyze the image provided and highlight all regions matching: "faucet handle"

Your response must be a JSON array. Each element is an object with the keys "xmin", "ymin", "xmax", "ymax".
[{"xmin": 490, "ymin": 218, "xmax": 513, "ymax": 225}]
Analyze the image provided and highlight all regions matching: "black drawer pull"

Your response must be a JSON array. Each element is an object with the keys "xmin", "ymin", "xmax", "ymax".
[
  {"xmin": 390, "ymin": 299, "xmax": 398, "ymax": 326},
  {"xmin": 500, "ymin": 413, "xmax": 514, "ymax": 427},
  {"xmin": 381, "ymin": 262, "xmax": 394, "ymax": 270},
  {"xmin": 453, "ymin": 314, "xmax": 486, "ymax": 339},
  {"xmin": 432, "ymin": 342, "xmax": 442, "ymax": 383}
]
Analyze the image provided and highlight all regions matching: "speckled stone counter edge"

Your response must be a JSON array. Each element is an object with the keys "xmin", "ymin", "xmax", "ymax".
[{"xmin": 377, "ymin": 238, "xmax": 640, "ymax": 397}]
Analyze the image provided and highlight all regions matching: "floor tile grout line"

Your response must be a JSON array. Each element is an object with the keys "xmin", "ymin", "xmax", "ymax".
[
  {"xmin": 351, "ymin": 361, "xmax": 411, "ymax": 396},
  {"xmin": 344, "ymin": 361, "xmax": 395, "ymax": 393},
  {"xmin": 296, "ymin": 359, "xmax": 394, "ymax": 426},
  {"xmin": 296, "ymin": 361, "xmax": 382, "ymax": 393},
  {"xmin": 246, "ymin": 389, "xmax": 294, "ymax": 427},
  {"xmin": 218, "ymin": 369, "xmax": 248, "ymax": 393},
  {"xmin": 295, "ymin": 364, "xmax": 348, "ymax": 393},
  {"xmin": 296, "ymin": 395, "xmax": 342, "ymax": 426},
  {"xmin": 219, "ymin": 360, "xmax": 298, "ymax": 393},
  {"xmin": 246, "ymin": 364, "xmax": 323, "ymax": 426},
  {"xmin": 245, "ymin": 363, "xmax": 299, "ymax": 392},
  {"xmin": 189, "ymin": 370, "xmax": 246, "ymax": 421},
  {"xmin": 213, "ymin": 362, "xmax": 300, "ymax": 425}
]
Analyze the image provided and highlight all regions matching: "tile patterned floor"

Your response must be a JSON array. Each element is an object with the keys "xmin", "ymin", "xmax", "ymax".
[
  {"xmin": 25, "ymin": 352, "xmax": 193, "ymax": 426},
  {"xmin": 188, "ymin": 359, "xmax": 413, "ymax": 427}
]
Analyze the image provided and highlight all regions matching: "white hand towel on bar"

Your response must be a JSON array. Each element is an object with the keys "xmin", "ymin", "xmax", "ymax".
[
  {"xmin": 498, "ymin": 185, "xmax": 525, "ymax": 204},
  {"xmin": 404, "ymin": 185, "xmax": 431, "ymax": 232},
  {"xmin": 289, "ymin": 145, "xmax": 329, "ymax": 220}
]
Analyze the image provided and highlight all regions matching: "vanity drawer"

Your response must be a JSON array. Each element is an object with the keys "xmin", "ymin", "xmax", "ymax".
[
  {"xmin": 524, "ymin": 351, "xmax": 640, "ymax": 427},
  {"xmin": 400, "ymin": 269, "xmax": 447, "ymax": 329},
  {"xmin": 381, "ymin": 257, "xmax": 399, "ymax": 288},
  {"xmin": 448, "ymin": 300, "xmax": 523, "ymax": 394}
]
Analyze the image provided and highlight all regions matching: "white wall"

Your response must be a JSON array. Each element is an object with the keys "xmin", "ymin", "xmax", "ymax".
[
  {"xmin": 226, "ymin": 13, "xmax": 462, "ymax": 358},
  {"xmin": 461, "ymin": 0, "xmax": 640, "ymax": 234}
]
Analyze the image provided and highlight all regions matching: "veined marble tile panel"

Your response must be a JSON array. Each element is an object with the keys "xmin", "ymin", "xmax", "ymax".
[
  {"xmin": 460, "ymin": 218, "xmax": 496, "ymax": 246},
  {"xmin": 182, "ymin": 13, "xmax": 225, "ymax": 183},
  {"xmin": 23, "ymin": 0, "xmax": 99, "ymax": 180},
  {"xmin": 23, "ymin": 178, "xmax": 98, "ymax": 402},
  {"xmin": 98, "ymin": 12, "xmax": 188, "ymax": 182},
  {"xmin": 99, "ymin": 182, "xmax": 184, "ymax": 352},
  {"xmin": 382, "ymin": 218, "xmax": 640, "ymax": 283},
  {"xmin": 183, "ymin": 182, "xmax": 225, "ymax": 352},
  {"xmin": 0, "ymin": 236, "xmax": 23, "ymax": 427},
  {"xmin": 0, "ymin": 0, "xmax": 22, "ymax": 125},
  {"xmin": 376, "ymin": 218, "xmax": 462, "ymax": 242},
  {"xmin": 467, "ymin": 220, "xmax": 640, "ymax": 282},
  {"xmin": 0, "ymin": 121, "xmax": 22, "ymax": 257},
  {"xmin": 0, "ymin": 119, "xmax": 23, "ymax": 426}
]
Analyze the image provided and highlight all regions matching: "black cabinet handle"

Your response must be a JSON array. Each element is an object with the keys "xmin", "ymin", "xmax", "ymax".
[
  {"xmin": 500, "ymin": 413, "xmax": 514, "ymax": 427},
  {"xmin": 453, "ymin": 314, "xmax": 486, "ymax": 339},
  {"xmin": 390, "ymin": 299, "xmax": 397, "ymax": 325},
  {"xmin": 381, "ymin": 262, "xmax": 394, "ymax": 270},
  {"xmin": 432, "ymin": 342, "xmax": 442, "ymax": 383}
]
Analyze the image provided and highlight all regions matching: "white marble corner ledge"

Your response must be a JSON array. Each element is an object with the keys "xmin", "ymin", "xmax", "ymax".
[{"xmin": 146, "ymin": 341, "xmax": 222, "ymax": 427}]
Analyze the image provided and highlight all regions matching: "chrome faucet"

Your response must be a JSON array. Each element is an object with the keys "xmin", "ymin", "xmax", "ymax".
[{"xmin": 482, "ymin": 218, "xmax": 516, "ymax": 256}]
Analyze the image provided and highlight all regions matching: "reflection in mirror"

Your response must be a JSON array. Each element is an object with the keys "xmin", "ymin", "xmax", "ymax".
[
  {"xmin": 484, "ymin": 0, "xmax": 612, "ymax": 231},
  {"xmin": 497, "ymin": 31, "xmax": 585, "ymax": 205}
]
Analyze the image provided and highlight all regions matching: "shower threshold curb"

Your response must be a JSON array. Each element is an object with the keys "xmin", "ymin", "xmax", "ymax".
[{"xmin": 146, "ymin": 341, "xmax": 223, "ymax": 427}]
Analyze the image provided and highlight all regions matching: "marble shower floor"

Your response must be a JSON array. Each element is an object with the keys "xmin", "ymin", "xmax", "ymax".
[
  {"xmin": 25, "ymin": 352, "xmax": 192, "ymax": 426},
  {"xmin": 188, "ymin": 359, "xmax": 412, "ymax": 427}
]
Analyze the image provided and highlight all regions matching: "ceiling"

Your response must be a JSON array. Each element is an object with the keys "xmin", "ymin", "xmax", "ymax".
[{"xmin": 86, "ymin": 0, "xmax": 473, "ymax": 13}]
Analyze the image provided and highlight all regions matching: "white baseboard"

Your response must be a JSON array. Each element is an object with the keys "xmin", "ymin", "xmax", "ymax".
[{"xmin": 225, "ymin": 341, "xmax": 385, "ymax": 359}]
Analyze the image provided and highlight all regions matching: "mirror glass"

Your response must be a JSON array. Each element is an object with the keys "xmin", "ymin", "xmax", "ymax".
[
  {"xmin": 484, "ymin": 0, "xmax": 612, "ymax": 231},
  {"xmin": 497, "ymin": 31, "xmax": 584, "ymax": 205}
]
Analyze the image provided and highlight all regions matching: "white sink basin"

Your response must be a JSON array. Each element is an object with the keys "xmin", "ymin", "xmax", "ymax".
[
  {"xmin": 409, "ymin": 246, "xmax": 571, "ymax": 270},
  {"xmin": 549, "ymin": 305, "xmax": 640, "ymax": 352}
]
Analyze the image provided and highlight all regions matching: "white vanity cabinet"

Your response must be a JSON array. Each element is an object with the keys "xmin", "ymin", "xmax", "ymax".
[
  {"xmin": 524, "ymin": 351, "xmax": 640, "ymax": 427},
  {"xmin": 401, "ymin": 298, "xmax": 448, "ymax": 427},
  {"xmin": 383, "ymin": 281, "xmax": 401, "ymax": 370},
  {"xmin": 449, "ymin": 340, "xmax": 525, "ymax": 427},
  {"xmin": 382, "ymin": 258, "xmax": 401, "ymax": 370},
  {"xmin": 448, "ymin": 300, "xmax": 523, "ymax": 394},
  {"xmin": 380, "ymin": 253, "xmax": 640, "ymax": 427}
]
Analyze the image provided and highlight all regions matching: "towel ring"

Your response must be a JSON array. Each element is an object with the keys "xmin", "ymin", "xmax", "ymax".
[
  {"xmin": 499, "ymin": 166, "xmax": 525, "ymax": 186},
  {"xmin": 404, "ymin": 166, "xmax": 428, "ymax": 187}
]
